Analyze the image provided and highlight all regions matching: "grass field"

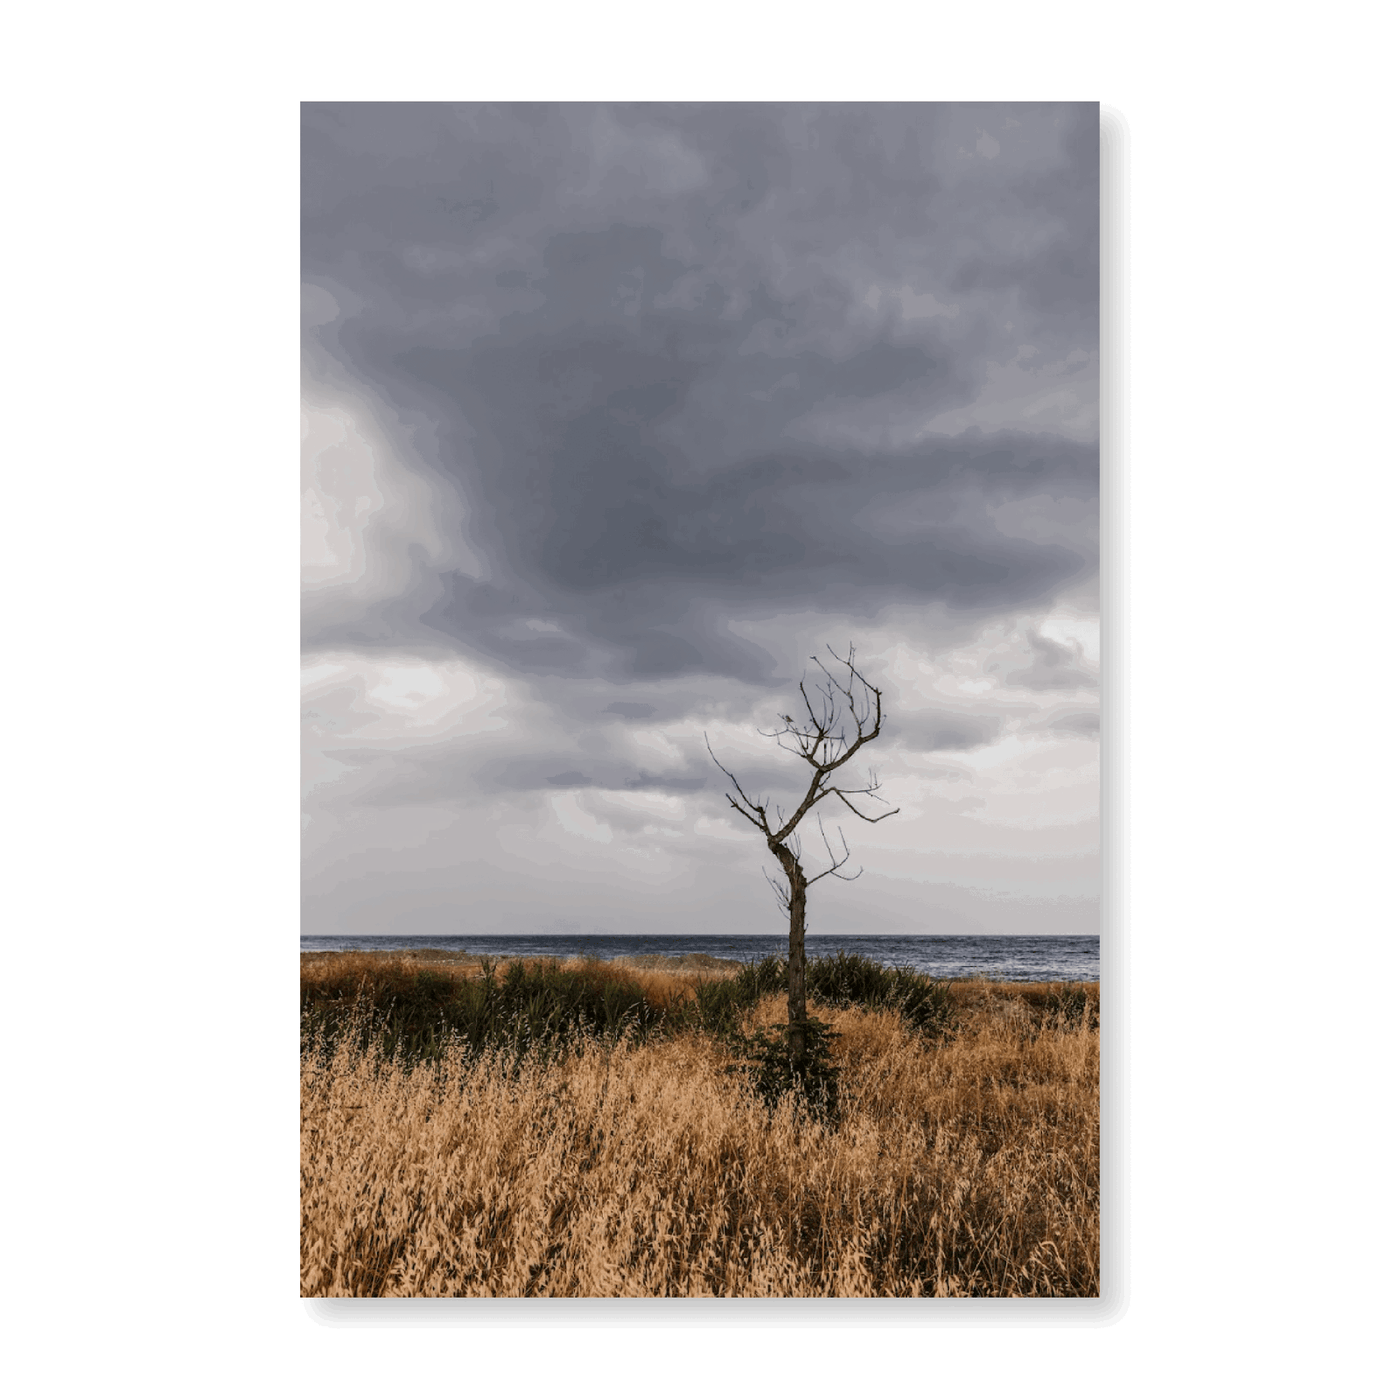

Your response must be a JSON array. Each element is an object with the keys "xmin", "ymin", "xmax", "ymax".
[{"xmin": 301, "ymin": 952, "xmax": 1099, "ymax": 1298}]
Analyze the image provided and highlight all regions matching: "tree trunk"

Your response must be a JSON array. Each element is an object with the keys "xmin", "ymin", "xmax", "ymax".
[{"xmin": 774, "ymin": 842, "xmax": 808, "ymax": 1066}]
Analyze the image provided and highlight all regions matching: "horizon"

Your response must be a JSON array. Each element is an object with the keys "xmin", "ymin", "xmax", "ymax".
[{"xmin": 299, "ymin": 931, "xmax": 1100, "ymax": 939}]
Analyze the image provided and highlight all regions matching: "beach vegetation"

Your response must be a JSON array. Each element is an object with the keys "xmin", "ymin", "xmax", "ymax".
[{"xmin": 301, "ymin": 952, "xmax": 1099, "ymax": 1298}]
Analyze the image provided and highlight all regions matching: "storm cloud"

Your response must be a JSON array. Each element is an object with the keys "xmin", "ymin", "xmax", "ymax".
[{"xmin": 302, "ymin": 103, "xmax": 1101, "ymax": 939}]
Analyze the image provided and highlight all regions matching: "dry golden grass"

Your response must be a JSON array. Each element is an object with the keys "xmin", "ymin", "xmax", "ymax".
[
  {"xmin": 300, "ymin": 950, "xmax": 711, "ymax": 1015},
  {"xmin": 301, "ymin": 967, "xmax": 1098, "ymax": 1298}
]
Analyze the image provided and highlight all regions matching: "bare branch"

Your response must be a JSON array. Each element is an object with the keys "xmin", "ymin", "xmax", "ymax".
[
  {"xmin": 806, "ymin": 816, "xmax": 864, "ymax": 885},
  {"xmin": 831, "ymin": 787, "xmax": 901, "ymax": 823},
  {"xmin": 763, "ymin": 867, "xmax": 791, "ymax": 912},
  {"xmin": 723, "ymin": 794, "xmax": 767, "ymax": 831},
  {"xmin": 705, "ymin": 733, "xmax": 773, "ymax": 835}
]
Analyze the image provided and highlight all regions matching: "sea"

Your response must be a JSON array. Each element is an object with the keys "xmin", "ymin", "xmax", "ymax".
[{"xmin": 299, "ymin": 933, "xmax": 1098, "ymax": 983}]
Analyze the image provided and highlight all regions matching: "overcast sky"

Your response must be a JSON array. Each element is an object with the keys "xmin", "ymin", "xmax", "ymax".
[{"xmin": 301, "ymin": 102, "xmax": 1100, "ymax": 940}]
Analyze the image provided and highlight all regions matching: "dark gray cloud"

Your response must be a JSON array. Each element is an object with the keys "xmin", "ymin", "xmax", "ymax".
[
  {"xmin": 302, "ymin": 103, "xmax": 1099, "ymax": 684},
  {"xmin": 301, "ymin": 104, "xmax": 1101, "ymax": 941},
  {"xmin": 331, "ymin": 733, "xmax": 716, "ymax": 808},
  {"xmin": 1003, "ymin": 630, "xmax": 1097, "ymax": 691},
  {"xmin": 887, "ymin": 708, "xmax": 1004, "ymax": 752},
  {"xmin": 602, "ymin": 700, "xmax": 656, "ymax": 719},
  {"xmin": 1040, "ymin": 709, "xmax": 1101, "ymax": 737}
]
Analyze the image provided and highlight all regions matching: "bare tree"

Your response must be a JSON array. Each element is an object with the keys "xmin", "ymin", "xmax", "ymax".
[{"xmin": 706, "ymin": 645, "xmax": 898, "ymax": 1067}]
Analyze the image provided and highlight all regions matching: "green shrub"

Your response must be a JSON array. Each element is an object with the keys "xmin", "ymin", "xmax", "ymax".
[
  {"xmin": 734, "ymin": 950, "xmax": 957, "ymax": 1038},
  {"xmin": 301, "ymin": 958, "xmax": 664, "ymax": 1066},
  {"xmin": 676, "ymin": 976, "xmax": 750, "ymax": 1034},
  {"xmin": 733, "ymin": 954, "xmax": 789, "ymax": 1003},
  {"xmin": 300, "ymin": 951, "xmax": 959, "ymax": 1076},
  {"xmin": 725, "ymin": 1015, "xmax": 842, "ymax": 1123},
  {"xmin": 807, "ymin": 949, "xmax": 894, "ymax": 1005}
]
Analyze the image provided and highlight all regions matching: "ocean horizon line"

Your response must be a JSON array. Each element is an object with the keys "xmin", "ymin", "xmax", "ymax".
[
  {"xmin": 300, "ymin": 932, "xmax": 1100, "ymax": 940},
  {"xmin": 301, "ymin": 931, "xmax": 1099, "ymax": 982}
]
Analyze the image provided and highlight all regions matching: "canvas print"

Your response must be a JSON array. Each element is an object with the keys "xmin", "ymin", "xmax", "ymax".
[{"xmin": 301, "ymin": 102, "xmax": 1101, "ymax": 1298}]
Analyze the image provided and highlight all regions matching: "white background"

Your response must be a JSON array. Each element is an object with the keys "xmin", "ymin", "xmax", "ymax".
[{"xmin": 6, "ymin": 4, "xmax": 1393, "ymax": 1394}]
